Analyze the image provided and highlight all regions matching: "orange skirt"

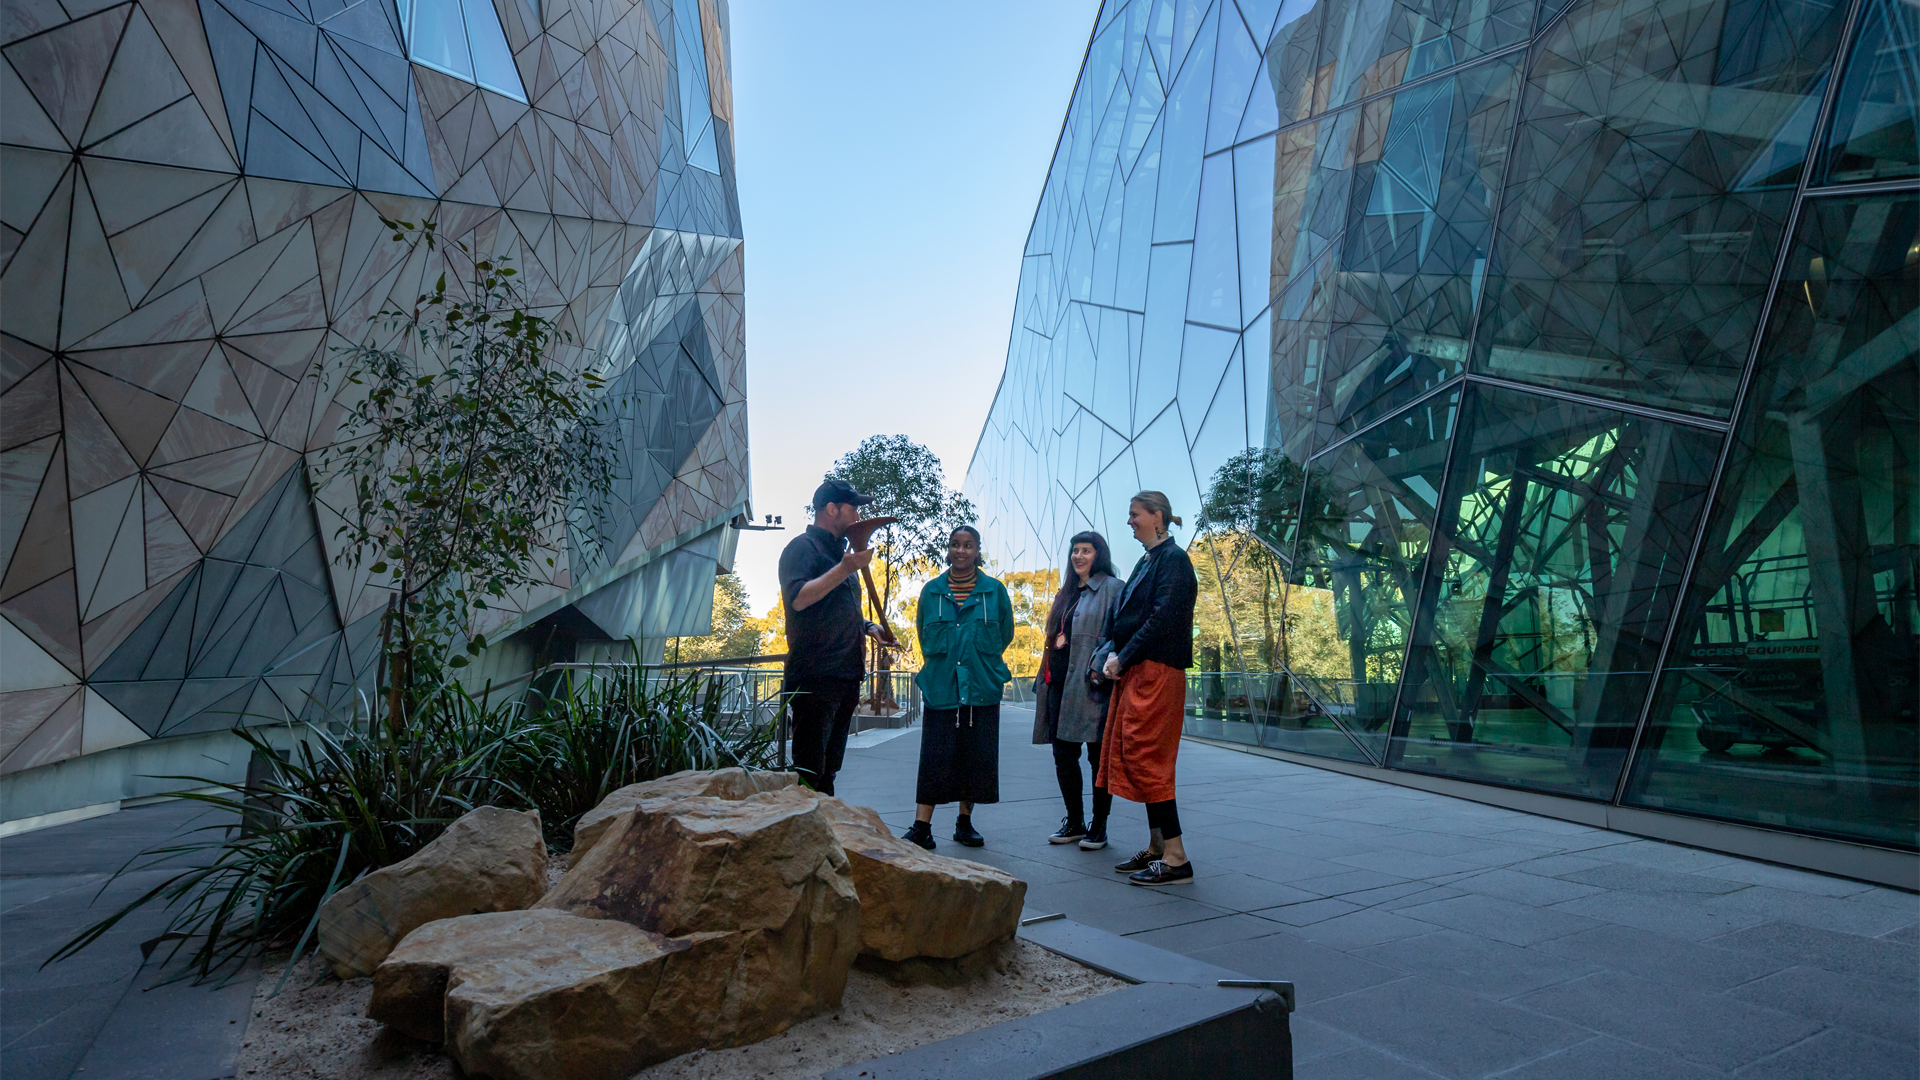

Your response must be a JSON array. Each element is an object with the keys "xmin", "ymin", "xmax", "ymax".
[{"xmin": 1096, "ymin": 660, "xmax": 1184, "ymax": 803}]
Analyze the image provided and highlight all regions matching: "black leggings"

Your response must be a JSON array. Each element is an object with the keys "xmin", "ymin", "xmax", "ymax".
[
  {"xmin": 1146, "ymin": 799, "xmax": 1182, "ymax": 840},
  {"xmin": 1050, "ymin": 739, "xmax": 1111, "ymax": 826}
]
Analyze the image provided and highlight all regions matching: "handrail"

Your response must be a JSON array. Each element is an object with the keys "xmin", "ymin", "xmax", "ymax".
[
  {"xmin": 480, "ymin": 654, "xmax": 925, "ymax": 698},
  {"xmin": 649, "ymin": 653, "xmax": 790, "ymax": 669},
  {"xmin": 478, "ymin": 654, "xmax": 794, "ymax": 697}
]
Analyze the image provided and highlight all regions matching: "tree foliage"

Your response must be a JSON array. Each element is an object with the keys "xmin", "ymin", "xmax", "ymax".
[
  {"xmin": 820, "ymin": 434, "xmax": 975, "ymax": 636},
  {"xmin": 313, "ymin": 219, "xmax": 615, "ymax": 726},
  {"xmin": 1001, "ymin": 568, "xmax": 1059, "ymax": 678},
  {"xmin": 1197, "ymin": 447, "xmax": 1341, "ymax": 672},
  {"xmin": 751, "ymin": 599, "xmax": 788, "ymax": 658},
  {"xmin": 667, "ymin": 574, "xmax": 765, "ymax": 662}
]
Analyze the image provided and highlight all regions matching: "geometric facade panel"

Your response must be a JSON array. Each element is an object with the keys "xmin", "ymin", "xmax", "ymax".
[
  {"xmin": 1, "ymin": 0, "xmax": 750, "ymax": 782},
  {"xmin": 967, "ymin": 0, "xmax": 1918, "ymax": 853}
]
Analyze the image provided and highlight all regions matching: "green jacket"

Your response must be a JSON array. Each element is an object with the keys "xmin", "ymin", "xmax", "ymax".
[{"xmin": 914, "ymin": 571, "xmax": 1015, "ymax": 709}]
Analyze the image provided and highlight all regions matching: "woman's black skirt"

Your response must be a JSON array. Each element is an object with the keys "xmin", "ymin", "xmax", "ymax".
[{"xmin": 916, "ymin": 704, "xmax": 1000, "ymax": 805}]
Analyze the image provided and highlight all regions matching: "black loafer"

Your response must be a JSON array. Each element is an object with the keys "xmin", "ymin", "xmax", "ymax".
[
  {"xmin": 903, "ymin": 821, "xmax": 936, "ymax": 850},
  {"xmin": 953, "ymin": 819, "xmax": 985, "ymax": 847},
  {"xmin": 1128, "ymin": 860, "xmax": 1194, "ymax": 886},
  {"xmin": 1113, "ymin": 849, "xmax": 1160, "ymax": 873},
  {"xmin": 1049, "ymin": 818, "xmax": 1088, "ymax": 844}
]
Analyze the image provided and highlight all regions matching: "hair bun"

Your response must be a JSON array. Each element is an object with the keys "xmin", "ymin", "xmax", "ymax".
[{"xmin": 1168, "ymin": 515, "xmax": 1183, "ymax": 527}]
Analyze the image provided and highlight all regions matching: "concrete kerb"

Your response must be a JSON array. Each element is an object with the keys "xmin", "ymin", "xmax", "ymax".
[{"xmin": 822, "ymin": 915, "xmax": 1296, "ymax": 1079}]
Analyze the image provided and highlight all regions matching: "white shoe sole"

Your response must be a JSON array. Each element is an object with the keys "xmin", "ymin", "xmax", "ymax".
[
  {"xmin": 1078, "ymin": 838, "xmax": 1108, "ymax": 850},
  {"xmin": 1049, "ymin": 834, "xmax": 1087, "ymax": 844}
]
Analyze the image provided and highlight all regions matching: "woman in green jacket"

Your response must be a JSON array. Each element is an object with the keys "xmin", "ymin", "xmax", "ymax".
[{"xmin": 903, "ymin": 525, "xmax": 1014, "ymax": 850}]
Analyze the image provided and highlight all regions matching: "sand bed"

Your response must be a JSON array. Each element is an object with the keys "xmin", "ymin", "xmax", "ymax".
[{"xmin": 237, "ymin": 936, "xmax": 1123, "ymax": 1080}]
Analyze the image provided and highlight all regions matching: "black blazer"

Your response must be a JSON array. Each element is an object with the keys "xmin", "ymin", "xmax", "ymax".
[{"xmin": 1104, "ymin": 539, "xmax": 1197, "ymax": 673}]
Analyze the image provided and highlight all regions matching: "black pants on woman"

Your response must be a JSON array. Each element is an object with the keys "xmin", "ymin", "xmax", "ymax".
[
  {"xmin": 1046, "ymin": 671, "xmax": 1111, "ymax": 827},
  {"xmin": 1051, "ymin": 738, "xmax": 1111, "ymax": 827}
]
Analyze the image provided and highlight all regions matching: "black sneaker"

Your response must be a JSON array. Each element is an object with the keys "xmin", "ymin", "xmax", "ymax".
[
  {"xmin": 903, "ymin": 821, "xmax": 936, "ymax": 850},
  {"xmin": 1049, "ymin": 818, "xmax": 1088, "ymax": 844},
  {"xmin": 1128, "ymin": 859, "xmax": 1194, "ymax": 886},
  {"xmin": 1113, "ymin": 849, "xmax": 1160, "ymax": 873},
  {"xmin": 1079, "ymin": 823, "xmax": 1108, "ymax": 850},
  {"xmin": 952, "ymin": 817, "xmax": 985, "ymax": 847}
]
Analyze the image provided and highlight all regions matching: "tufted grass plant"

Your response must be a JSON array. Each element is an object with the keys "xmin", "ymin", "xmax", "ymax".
[
  {"xmin": 503, "ymin": 658, "xmax": 782, "ymax": 851},
  {"xmin": 47, "ymin": 656, "xmax": 779, "ymax": 982}
]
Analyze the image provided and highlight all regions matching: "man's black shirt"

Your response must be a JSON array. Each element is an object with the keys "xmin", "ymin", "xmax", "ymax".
[{"xmin": 780, "ymin": 525, "xmax": 866, "ymax": 681}]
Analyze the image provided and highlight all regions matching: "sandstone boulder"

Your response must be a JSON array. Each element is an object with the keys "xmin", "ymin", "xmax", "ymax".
[
  {"xmin": 568, "ymin": 767, "xmax": 798, "ymax": 867},
  {"xmin": 369, "ymin": 909, "xmax": 745, "ymax": 1080},
  {"xmin": 816, "ymin": 797, "xmax": 1028, "ymax": 961},
  {"xmin": 541, "ymin": 786, "xmax": 860, "ymax": 1018},
  {"xmin": 318, "ymin": 806, "xmax": 545, "ymax": 978}
]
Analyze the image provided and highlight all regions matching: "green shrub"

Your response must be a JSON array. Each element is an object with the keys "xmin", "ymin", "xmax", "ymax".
[
  {"xmin": 47, "ymin": 660, "xmax": 779, "ymax": 981},
  {"xmin": 504, "ymin": 660, "xmax": 781, "ymax": 850}
]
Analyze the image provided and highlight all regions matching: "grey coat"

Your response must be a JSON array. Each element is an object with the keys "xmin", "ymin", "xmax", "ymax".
[{"xmin": 1029, "ymin": 573, "xmax": 1124, "ymax": 745}]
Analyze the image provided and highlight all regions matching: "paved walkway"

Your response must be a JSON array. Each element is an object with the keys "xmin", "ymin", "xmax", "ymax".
[
  {"xmin": 836, "ymin": 706, "xmax": 1919, "ymax": 1080},
  {"xmin": 1, "ymin": 801, "xmax": 257, "ymax": 1080},
  {"xmin": 5, "ymin": 714, "xmax": 1913, "ymax": 1080}
]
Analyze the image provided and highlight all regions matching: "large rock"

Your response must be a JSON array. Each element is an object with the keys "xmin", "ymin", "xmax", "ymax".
[
  {"xmin": 541, "ymin": 786, "xmax": 860, "ymax": 1020},
  {"xmin": 568, "ymin": 767, "xmax": 798, "ymax": 867},
  {"xmin": 318, "ymin": 806, "xmax": 545, "ymax": 978},
  {"xmin": 369, "ymin": 909, "xmax": 744, "ymax": 1080},
  {"xmin": 816, "ymin": 797, "xmax": 1028, "ymax": 961}
]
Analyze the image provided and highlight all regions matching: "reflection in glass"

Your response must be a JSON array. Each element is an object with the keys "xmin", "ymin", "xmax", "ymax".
[
  {"xmin": 1188, "ymin": 447, "xmax": 1376, "ymax": 762},
  {"xmin": 675, "ymin": 0, "xmax": 719, "ymax": 173},
  {"xmin": 1391, "ymin": 385, "xmax": 1721, "ymax": 798},
  {"xmin": 1474, "ymin": 0, "xmax": 1850, "ymax": 417},
  {"xmin": 966, "ymin": 0, "xmax": 1920, "ymax": 863},
  {"xmin": 1267, "ymin": 0, "xmax": 1330, "ymax": 123},
  {"xmin": 1820, "ymin": 0, "xmax": 1919, "ymax": 184},
  {"xmin": 462, "ymin": 0, "xmax": 521, "ymax": 100},
  {"xmin": 1266, "ymin": 106, "xmax": 1362, "ymax": 460},
  {"xmin": 1321, "ymin": 57, "xmax": 1520, "ymax": 438},
  {"xmin": 1291, "ymin": 389, "xmax": 1459, "ymax": 759},
  {"xmin": 400, "ymin": 0, "xmax": 532, "ymax": 101},
  {"xmin": 1624, "ymin": 194, "xmax": 1919, "ymax": 847},
  {"xmin": 1270, "ymin": 237, "xmax": 1340, "ymax": 465},
  {"xmin": 1314, "ymin": 0, "xmax": 1534, "ymax": 112},
  {"xmin": 407, "ymin": 0, "xmax": 473, "ymax": 81}
]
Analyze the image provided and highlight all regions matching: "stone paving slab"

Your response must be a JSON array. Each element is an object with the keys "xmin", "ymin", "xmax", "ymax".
[
  {"xmin": 838, "ymin": 707, "xmax": 1920, "ymax": 1080},
  {"xmin": 1, "ymin": 802, "xmax": 258, "ymax": 1080}
]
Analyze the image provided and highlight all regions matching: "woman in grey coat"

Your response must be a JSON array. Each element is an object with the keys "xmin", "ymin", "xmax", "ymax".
[{"xmin": 1031, "ymin": 531, "xmax": 1124, "ymax": 849}]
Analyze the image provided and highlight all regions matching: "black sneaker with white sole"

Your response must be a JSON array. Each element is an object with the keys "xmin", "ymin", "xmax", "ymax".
[
  {"xmin": 902, "ymin": 821, "xmax": 936, "ymax": 850},
  {"xmin": 1113, "ymin": 849, "xmax": 1160, "ymax": 873},
  {"xmin": 1049, "ymin": 818, "xmax": 1088, "ymax": 844},
  {"xmin": 1079, "ymin": 823, "xmax": 1108, "ymax": 850},
  {"xmin": 1128, "ymin": 859, "xmax": 1194, "ymax": 886}
]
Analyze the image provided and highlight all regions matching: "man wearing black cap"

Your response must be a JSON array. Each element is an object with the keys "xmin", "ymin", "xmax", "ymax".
[{"xmin": 779, "ymin": 479, "xmax": 889, "ymax": 794}]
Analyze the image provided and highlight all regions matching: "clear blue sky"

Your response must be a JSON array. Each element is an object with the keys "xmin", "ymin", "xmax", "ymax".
[{"xmin": 725, "ymin": 0, "xmax": 1103, "ymax": 618}]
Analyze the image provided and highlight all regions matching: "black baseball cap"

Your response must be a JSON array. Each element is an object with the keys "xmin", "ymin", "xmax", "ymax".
[{"xmin": 812, "ymin": 479, "xmax": 874, "ymax": 511}]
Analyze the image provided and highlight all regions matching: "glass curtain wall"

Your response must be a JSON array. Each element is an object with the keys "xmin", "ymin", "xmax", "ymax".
[{"xmin": 966, "ymin": 0, "xmax": 1918, "ymax": 852}]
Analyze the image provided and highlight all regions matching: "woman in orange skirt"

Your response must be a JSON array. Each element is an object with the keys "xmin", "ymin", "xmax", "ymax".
[{"xmin": 1098, "ymin": 490, "xmax": 1199, "ymax": 885}]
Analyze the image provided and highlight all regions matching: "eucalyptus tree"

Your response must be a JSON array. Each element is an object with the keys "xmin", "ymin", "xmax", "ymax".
[
  {"xmin": 315, "ymin": 219, "xmax": 616, "ymax": 731},
  {"xmin": 821, "ymin": 434, "xmax": 975, "ymax": 703}
]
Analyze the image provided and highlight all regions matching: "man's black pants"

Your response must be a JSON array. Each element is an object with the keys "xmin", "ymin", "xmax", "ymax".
[{"xmin": 786, "ymin": 677, "xmax": 860, "ymax": 796}]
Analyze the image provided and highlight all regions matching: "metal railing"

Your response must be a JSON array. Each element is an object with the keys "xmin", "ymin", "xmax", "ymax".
[{"xmin": 483, "ymin": 654, "xmax": 920, "ymax": 770}]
